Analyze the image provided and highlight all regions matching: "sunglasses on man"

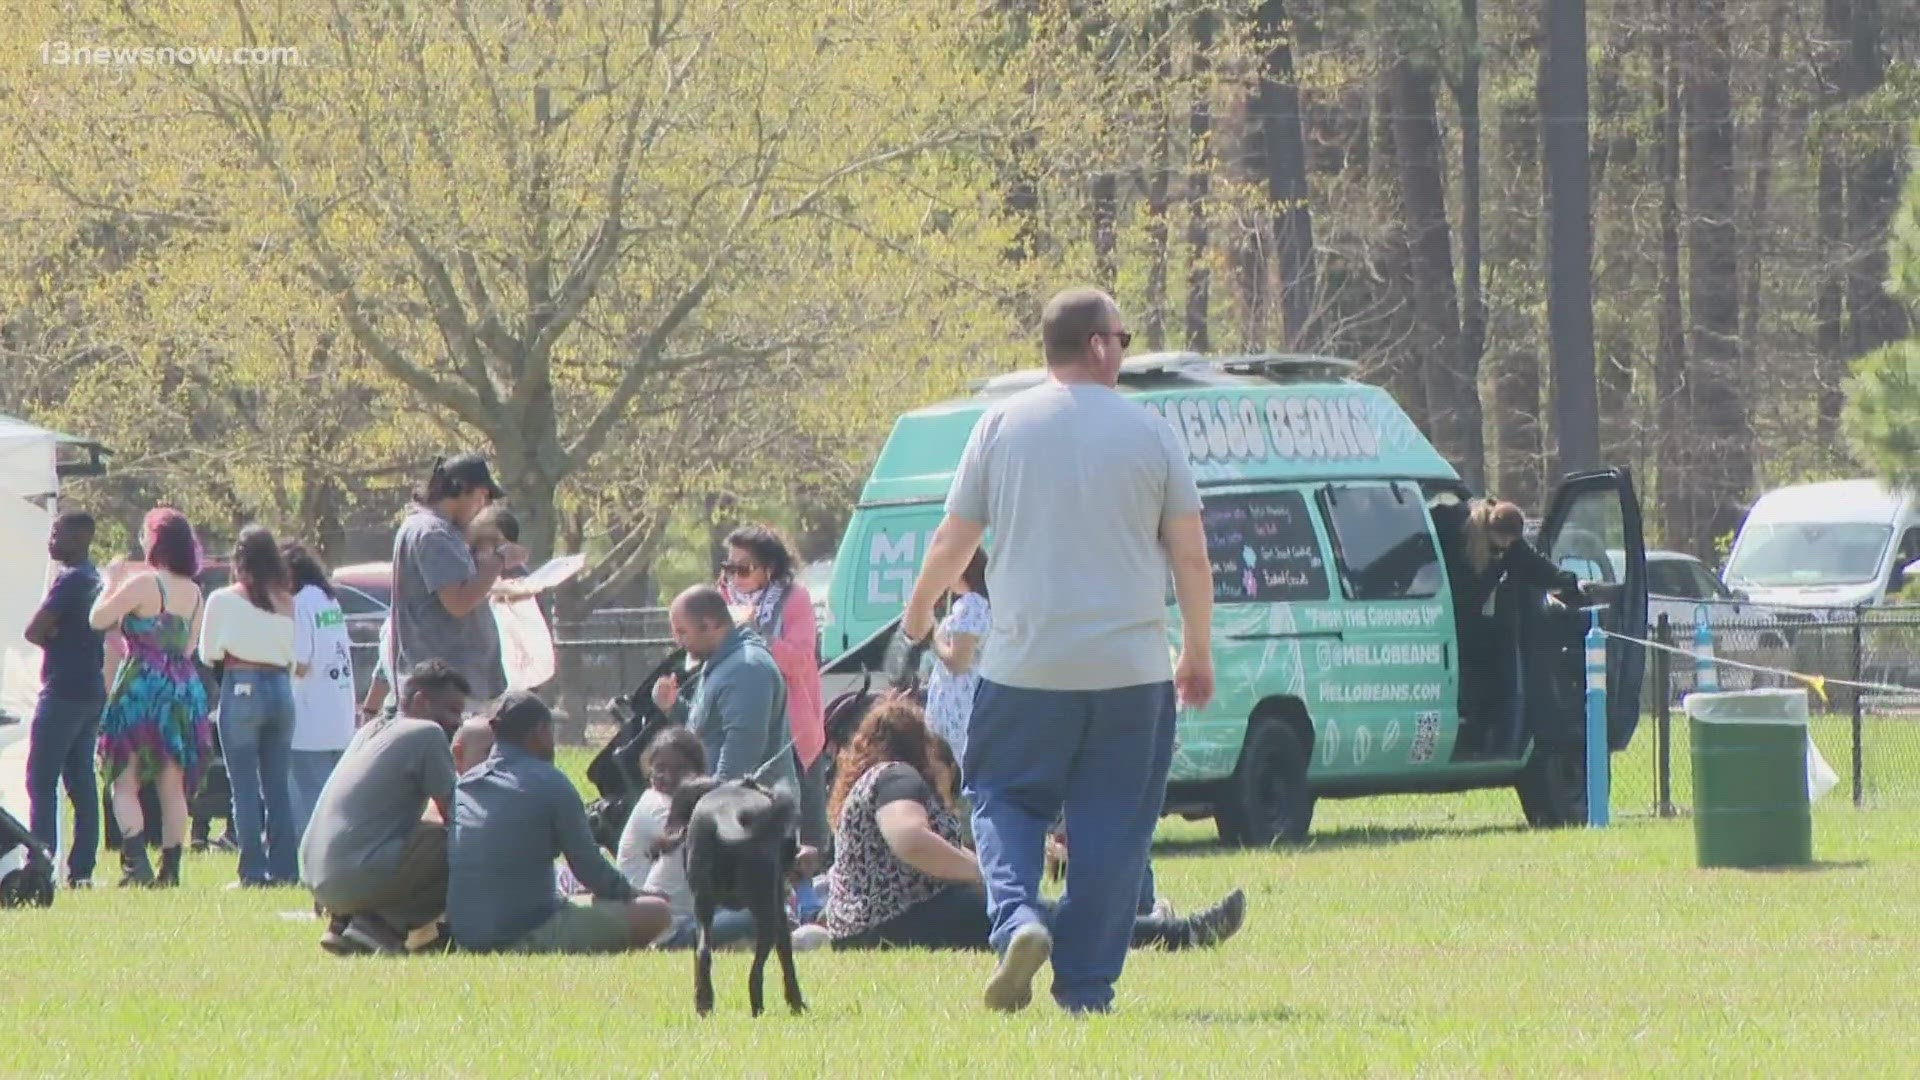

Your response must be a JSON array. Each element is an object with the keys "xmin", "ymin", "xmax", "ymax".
[{"xmin": 1092, "ymin": 328, "xmax": 1132, "ymax": 350}]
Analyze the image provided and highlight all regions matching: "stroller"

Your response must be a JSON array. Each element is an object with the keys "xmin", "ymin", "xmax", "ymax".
[
  {"xmin": 0, "ymin": 801, "xmax": 55, "ymax": 908},
  {"xmin": 582, "ymin": 647, "xmax": 696, "ymax": 854}
]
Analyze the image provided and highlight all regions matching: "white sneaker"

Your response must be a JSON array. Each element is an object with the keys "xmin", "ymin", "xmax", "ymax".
[
  {"xmin": 790, "ymin": 924, "xmax": 832, "ymax": 952},
  {"xmin": 984, "ymin": 923, "xmax": 1052, "ymax": 1013},
  {"xmin": 1151, "ymin": 898, "xmax": 1175, "ymax": 921}
]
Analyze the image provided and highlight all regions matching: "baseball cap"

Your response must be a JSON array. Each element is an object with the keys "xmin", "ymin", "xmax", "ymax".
[
  {"xmin": 490, "ymin": 690, "xmax": 552, "ymax": 741},
  {"xmin": 441, "ymin": 452, "xmax": 506, "ymax": 500}
]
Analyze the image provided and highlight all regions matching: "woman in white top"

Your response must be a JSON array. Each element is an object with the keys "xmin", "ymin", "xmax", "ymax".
[
  {"xmin": 282, "ymin": 544, "xmax": 357, "ymax": 845},
  {"xmin": 198, "ymin": 526, "xmax": 299, "ymax": 887},
  {"xmin": 925, "ymin": 549, "xmax": 990, "ymax": 765}
]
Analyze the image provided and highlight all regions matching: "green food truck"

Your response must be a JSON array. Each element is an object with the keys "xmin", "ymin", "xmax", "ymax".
[{"xmin": 820, "ymin": 353, "xmax": 1648, "ymax": 843}]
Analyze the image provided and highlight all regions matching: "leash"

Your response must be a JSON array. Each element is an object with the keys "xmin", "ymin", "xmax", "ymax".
[{"xmin": 1598, "ymin": 628, "xmax": 1920, "ymax": 704}]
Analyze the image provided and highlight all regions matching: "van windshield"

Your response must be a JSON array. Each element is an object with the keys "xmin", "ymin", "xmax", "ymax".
[{"xmin": 1725, "ymin": 523, "xmax": 1892, "ymax": 588}]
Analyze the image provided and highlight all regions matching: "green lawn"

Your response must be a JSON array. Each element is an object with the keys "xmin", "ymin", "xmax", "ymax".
[{"xmin": 5, "ymin": 746, "xmax": 1918, "ymax": 1077}]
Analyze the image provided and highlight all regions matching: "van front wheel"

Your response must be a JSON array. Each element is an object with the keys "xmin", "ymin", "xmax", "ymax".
[
  {"xmin": 1514, "ymin": 746, "xmax": 1592, "ymax": 828},
  {"xmin": 1215, "ymin": 717, "xmax": 1315, "ymax": 846}
]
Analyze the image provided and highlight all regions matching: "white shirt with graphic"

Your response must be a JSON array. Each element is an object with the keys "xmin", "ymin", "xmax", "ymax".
[{"xmin": 292, "ymin": 584, "xmax": 358, "ymax": 752}]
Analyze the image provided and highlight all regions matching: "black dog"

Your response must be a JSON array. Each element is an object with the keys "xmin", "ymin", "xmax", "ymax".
[{"xmin": 659, "ymin": 776, "xmax": 805, "ymax": 1017}]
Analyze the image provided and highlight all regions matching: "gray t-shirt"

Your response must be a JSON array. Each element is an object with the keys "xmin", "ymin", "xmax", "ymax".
[
  {"xmin": 299, "ymin": 715, "xmax": 458, "ymax": 905},
  {"xmin": 392, "ymin": 507, "xmax": 502, "ymax": 701},
  {"xmin": 946, "ymin": 382, "xmax": 1201, "ymax": 691}
]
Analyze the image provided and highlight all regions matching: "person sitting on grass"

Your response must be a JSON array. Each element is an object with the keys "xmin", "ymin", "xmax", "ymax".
[
  {"xmin": 613, "ymin": 726, "xmax": 830, "ymax": 952},
  {"xmin": 824, "ymin": 696, "xmax": 1247, "ymax": 956},
  {"xmin": 301, "ymin": 660, "xmax": 469, "ymax": 956},
  {"xmin": 447, "ymin": 691, "xmax": 673, "ymax": 954}
]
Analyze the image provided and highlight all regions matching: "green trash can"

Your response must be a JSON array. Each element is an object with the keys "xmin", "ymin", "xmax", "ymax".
[{"xmin": 1683, "ymin": 689, "xmax": 1814, "ymax": 869}]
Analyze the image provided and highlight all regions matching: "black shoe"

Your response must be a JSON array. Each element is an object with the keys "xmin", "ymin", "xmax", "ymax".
[
  {"xmin": 154, "ymin": 846, "xmax": 182, "ymax": 889},
  {"xmin": 342, "ymin": 914, "xmax": 407, "ymax": 955},
  {"xmin": 1188, "ymin": 888, "xmax": 1247, "ymax": 949},
  {"xmin": 117, "ymin": 837, "xmax": 154, "ymax": 888},
  {"xmin": 65, "ymin": 875, "xmax": 94, "ymax": 890}
]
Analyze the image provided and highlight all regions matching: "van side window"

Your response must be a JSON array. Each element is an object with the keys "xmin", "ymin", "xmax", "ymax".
[
  {"xmin": 1200, "ymin": 491, "xmax": 1329, "ymax": 603},
  {"xmin": 1318, "ymin": 482, "xmax": 1442, "ymax": 601}
]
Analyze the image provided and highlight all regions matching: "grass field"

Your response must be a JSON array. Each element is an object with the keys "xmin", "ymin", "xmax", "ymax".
[{"xmin": 5, "ymin": 745, "xmax": 1918, "ymax": 1078}]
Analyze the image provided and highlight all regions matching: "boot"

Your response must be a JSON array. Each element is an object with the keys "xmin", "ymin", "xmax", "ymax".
[
  {"xmin": 117, "ymin": 837, "xmax": 154, "ymax": 888},
  {"xmin": 154, "ymin": 845, "xmax": 182, "ymax": 888}
]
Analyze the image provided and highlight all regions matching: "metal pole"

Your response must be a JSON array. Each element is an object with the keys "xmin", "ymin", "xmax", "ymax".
[
  {"xmin": 1586, "ymin": 608, "xmax": 1610, "ymax": 827},
  {"xmin": 1655, "ymin": 614, "xmax": 1673, "ymax": 818},
  {"xmin": 1851, "ymin": 606, "xmax": 1865, "ymax": 808}
]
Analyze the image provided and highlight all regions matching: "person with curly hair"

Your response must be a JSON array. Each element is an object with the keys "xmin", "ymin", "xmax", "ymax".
[
  {"xmin": 823, "ymin": 696, "xmax": 1245, "ymax": 956},
  {"xmin": 89, "ymin": 508, "xmax": 212, "ymax": 887}
]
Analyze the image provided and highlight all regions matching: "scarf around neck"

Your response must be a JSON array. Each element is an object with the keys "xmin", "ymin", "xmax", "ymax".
[{"xmin": 729, "ymin": 578, "xmax": 789, "ymax": 639}]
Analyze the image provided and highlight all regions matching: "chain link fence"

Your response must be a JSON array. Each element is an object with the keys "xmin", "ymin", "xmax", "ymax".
[{"xmin": 1628, "ymin": 603, "xmax": 1920, "ymax": 815}]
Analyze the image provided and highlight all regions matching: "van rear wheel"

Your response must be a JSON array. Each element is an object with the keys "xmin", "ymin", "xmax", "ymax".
[
  {"xmin": 1214, "ymin": 717, "xmax": 1315, "ymax": 846},
  {"xmin": 1514, "ymin": 746, "xmax": 1594, "ymax": 828}
]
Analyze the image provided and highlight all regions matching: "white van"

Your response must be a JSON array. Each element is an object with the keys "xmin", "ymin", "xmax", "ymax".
[{"xmin": 1724, "ymin": 480, "xmax": 1920, "ymax": 610}]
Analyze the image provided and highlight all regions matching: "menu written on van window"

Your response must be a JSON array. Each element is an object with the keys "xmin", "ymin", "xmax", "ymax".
[{"xmin": 1202, "ymin": 491, "xmax": 1329, "ymax": 602}]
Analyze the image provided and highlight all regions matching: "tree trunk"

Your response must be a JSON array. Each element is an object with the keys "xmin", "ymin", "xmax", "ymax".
[
  {"xmin": 1144, "ymin": 15, "xmax": 1174, "ymax": 352},
  {"xmin": 1682, "ymin": 0, "xmax": 1747, "ymax": 556},
  {"xmin": 1814, "ymin": 0, "xmax": 1851, "ymax": 447},
  {"xmin": 1589, "ymin": 12, "xmax": 1640, "ymax": 466},
  {"xmin": 1092, "ymin": 172, "xmax": 1119, "ymax": 293},
  {"xmin": 1491, "ymin": 93, "xmax": 1544, "ymax": 506},
  {"xmin": 1372, "ymin": 72, "xmax": 1431, "ymax": 429},
  {"xmin": 1655, "ymin": 0, "xmax": 1690, "ymax": 547},
  {"xmin": 1740, "ymin": 1, "xmax": 1788, "ymax": 359},
  {"xmin": 1456, "ymin": 0, "xmax": 1488, "ymax": 472},
  {"xmin": 1255, "ymin": 0, "xmax": 1318, "ymax": 350},
  {"xmin": 1184, "ymin": 9, "xmax": 1216, "ymax": 352},
  {"xmin": 1541, "ymin": 0, "xmax": 1600, "ymax": 478},
  {"xmin": 1844, "ymin": 0, "xmax": 1911, "ymax": 358},
  {"xmin": 1390, "ymin": 56, "xmax": 1483, "ymax": 488}
]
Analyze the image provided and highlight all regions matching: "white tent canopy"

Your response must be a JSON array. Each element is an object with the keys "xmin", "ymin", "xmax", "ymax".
[{"xmin": 0, "ymin": 417, "xmax": 61, "ymax": 723}]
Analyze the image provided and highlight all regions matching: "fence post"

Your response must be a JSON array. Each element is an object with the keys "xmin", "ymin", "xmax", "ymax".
[
  {"xmin": 1655, "ymin": 614, "xmax": 1673, "ymax": 818},
  {"xmin": 1851, "ymin": 606, "xmax": 1866, "ymax": 809},
  {"xmin": 1586, "ymin": 608, "xmax": 1610, "ymax": 828}
]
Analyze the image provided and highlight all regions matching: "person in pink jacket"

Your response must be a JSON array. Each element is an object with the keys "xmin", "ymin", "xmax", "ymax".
[{"xmin": 718, "ymin": 526, "xmax": 828, "ymax": 858}]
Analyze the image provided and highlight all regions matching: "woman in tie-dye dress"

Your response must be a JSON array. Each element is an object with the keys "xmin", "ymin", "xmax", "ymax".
[{"xmin": 90, "ymin": 508, "xmax": 212, "ymax": 888}]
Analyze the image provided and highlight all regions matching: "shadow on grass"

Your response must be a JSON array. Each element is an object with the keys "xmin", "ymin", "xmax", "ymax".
[
  {"xmin": 1122, "ymin": 1004, "xmax": 1316, "ymax": 1025},
  {"xmin": 1152, "ymin": 822, "xmax": 1531, "ymax": 859},
  {"xmin": 1724, "ymin": 858, "xmax": 1871, "ymax": 874}
]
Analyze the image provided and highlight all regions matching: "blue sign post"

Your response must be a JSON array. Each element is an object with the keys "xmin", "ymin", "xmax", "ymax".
[
  {"xmin": 1585, "ymin": 608, "xmax": 1610, "ymax": 828},
  {"xmin": 1693, "ymin": 605, "xmax": 1719, "ymax": 694}
]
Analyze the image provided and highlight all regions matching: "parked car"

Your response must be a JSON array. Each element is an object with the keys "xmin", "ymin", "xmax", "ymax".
[
  {"xmin": 1617, "ymin": 548, "xmax": 1791, "ymax": 693},
  {"xmin": 330, "ymin": 562, "xmax": 391, "ymax": 697}
]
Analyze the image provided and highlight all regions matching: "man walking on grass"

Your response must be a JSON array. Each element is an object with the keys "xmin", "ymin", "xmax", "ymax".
[{"xmin": 902, "ymin": 287, "xmax": 1217, "ymax": 1015}]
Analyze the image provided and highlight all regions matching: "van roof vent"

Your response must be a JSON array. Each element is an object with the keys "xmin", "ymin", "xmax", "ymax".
[{"xmin": 967, "ymin": 352, "xmax": 1356, "ymax": 395}]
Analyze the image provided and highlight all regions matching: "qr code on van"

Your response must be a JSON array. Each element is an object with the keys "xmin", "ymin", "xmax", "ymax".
[{"xmin": 1409, "ymin": 711, "xmax": 1440, "ymax": 764}]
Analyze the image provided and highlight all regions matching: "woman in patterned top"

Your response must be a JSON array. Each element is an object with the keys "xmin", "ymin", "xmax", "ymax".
[{"xmin": 823, "ymin": 696, "xmax": 1248, "ymax": 952}]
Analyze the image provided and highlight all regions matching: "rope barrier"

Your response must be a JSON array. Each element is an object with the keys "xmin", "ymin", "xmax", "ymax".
[{"xmin": 1600, "ymin": 629, "xmax": 1920, "ymax": 704}]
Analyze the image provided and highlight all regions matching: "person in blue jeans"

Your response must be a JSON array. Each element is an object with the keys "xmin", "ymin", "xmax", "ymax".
[
  {"xmin": 23, "ymin": 511, "xmax": 107, "ymax": 888},
  {"xmin": 903, "ymin": 288, "xmax": 1217, "ymax": 1015},
  {"xmin": 198, "ymin": 526, "xmax": 300, "ymax": 887}
]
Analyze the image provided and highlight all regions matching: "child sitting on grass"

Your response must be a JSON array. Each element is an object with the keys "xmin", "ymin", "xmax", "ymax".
[{"xmin": 614, "ymin": 727, "xmax": 828, "ymax": 952}]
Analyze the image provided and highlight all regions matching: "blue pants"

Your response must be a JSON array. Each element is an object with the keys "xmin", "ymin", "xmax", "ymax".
[
  {"xmin": 26, "ymin": 693, "xmax": 105, "ymax": 881},
  {"xmin": 287, "ymin": 749, "xmax": 344, "ymax": 846},
  {"xmin": 656, "ymin": 908, "xmax": 763, "ymax": 950},
  {"xmin": 217, "ymin": 670, "xmax": 298, "ymax": 884},
  {"xmin": 964, "ymin": 679, "xmax": 1177, "ymax": 1013}
]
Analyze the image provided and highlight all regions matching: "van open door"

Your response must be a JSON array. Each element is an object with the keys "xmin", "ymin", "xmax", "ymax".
[{"xmin": 1525, "ymin": 469, "xmax": 1649, "ymax": 753}]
